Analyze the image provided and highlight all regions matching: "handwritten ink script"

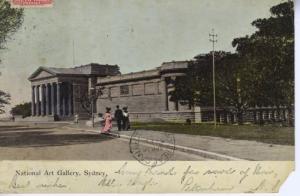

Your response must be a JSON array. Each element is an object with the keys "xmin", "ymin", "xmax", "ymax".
[{"xmin": 0, "ymin": 161, "xmax": 294, "ymax": 193}]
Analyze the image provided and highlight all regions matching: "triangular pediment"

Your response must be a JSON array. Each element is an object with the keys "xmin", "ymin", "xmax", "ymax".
[
  {"xmin": 34, "ymin": 70, "xmax": 54, "ymax": 79},
  {"xmin": 28, "ymin": 67, "xmax": 57, "ymax": 81}
]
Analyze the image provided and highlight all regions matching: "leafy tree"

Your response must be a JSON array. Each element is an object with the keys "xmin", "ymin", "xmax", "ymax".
[
  {"xmin": 171, "ymin": 52, "xmax": 247, "ymax": 124},
  {"xmin": 214, "ymin": 53, "xmax": 243, "ymax": 123},
  {"xmin": 171, "ymin": 1, "xmax": 294, "ymax": 125},
  {"xmin": 11, "ymin": 102, "xmax": 31, "ymax": 117},
  {"xmin": 79, "ymin": 87, "xmax": 104, "ymax": 116},
  {"xmin": 0, "ymin": 0, "xmax": 24, "ymax": 113},
  {"xmin": 79, "ymin": 87, "xmax": 104, "ymax": 127},
  {"xmin": 0, "ymin": 90, "xmax": 10, "ymax": 114},
  {"xmin": 169, "ymin": 54, "xmax": 213, "ymax": 107},
  {"xmin": 0, "ymin": 0, "xmax": 23, "ymax": 50},
  {"xmin": 232, "ymin": 0, "xmax": 294, "ymax": 125}
]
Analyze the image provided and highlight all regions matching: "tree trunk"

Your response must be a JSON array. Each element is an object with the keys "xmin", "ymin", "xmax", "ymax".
[{"xmin": 282, "ymin": 108, "xmax": 287, "ymax": 122}]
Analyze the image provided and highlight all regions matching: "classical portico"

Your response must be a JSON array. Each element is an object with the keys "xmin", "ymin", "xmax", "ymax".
[
  {"xmin": 28, "ymin": 63, "xmax": 120, "ymax": 120},
  {"xmin": 31, "ymin": 82, "xmax": 73, "ymax": 117}
]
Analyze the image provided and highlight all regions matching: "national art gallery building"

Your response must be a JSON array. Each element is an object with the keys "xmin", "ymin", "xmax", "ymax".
[
  {"xmin": 28, "ymin": 61, "xmax": 204, "ymax": 122},
  {"xmin": 28, "ymin": 61, "xmax": 289, "ymax": 123}
]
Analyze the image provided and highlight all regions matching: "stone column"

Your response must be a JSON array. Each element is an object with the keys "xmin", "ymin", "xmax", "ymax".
[
  {"xmin": 262, "ymin": 110, "xmax": 267, "ymax": 121},
  {"xmin": 57, "ymin": 82, "xmax": 61, "ymax": 116},
  {"xmin": 51, "ymin": 83, "xmax": 55, "ymax": 115},
  {"xmin": 41, "ymin": 84, "xmax": 45, "ymax": 116},
  {"xmin": 233, "ymin": 113, "xmax": 237, "ymax": 123},
  {"xmin": 62, "ymin": 84, "xmax": 66, "ymax": 116},
  {"xmin": 45, "ymin": 84, "xmax": 50, "ymax": 115},
  {"xmin": 72, "ymin": 83, "xmax": 78, "ymax": 115},
  {"xmin": 227, "ymin": 112, "xmax": 231, "ymax": 123},
  {"xmin": 36, "ymin": 85, "xmax": 40, "ymax": 116},
  {"xmin": 31, "ymin": 86, "xmax": 36, "ymax": 116},
  {"xmin": 274, "ymin": 109, "xmax": 278, "ymax": 121},
  {"xmin": 282, "ymin": 108, "xmax": 287, "ymax": 121},
  {"xmin": 68, "ymin": 83, "xmax": 73, "ymax": 116},
  {"xmin": 194, "ymin": 106, "xmax": 202, "ymax": 123},
  {"xmin": 219, "ymin": 112, "xmax": 223, "ymax": 123}
]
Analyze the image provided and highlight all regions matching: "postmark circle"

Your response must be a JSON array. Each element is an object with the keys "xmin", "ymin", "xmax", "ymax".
[{"xmin": 129, "ymin": 130, "xmax": 175, "ymax": 167}]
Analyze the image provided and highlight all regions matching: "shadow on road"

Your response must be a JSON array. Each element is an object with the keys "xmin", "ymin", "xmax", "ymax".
[{"xmin": 0, "ymin": 125, "xmax": 112, "ymax": 148}]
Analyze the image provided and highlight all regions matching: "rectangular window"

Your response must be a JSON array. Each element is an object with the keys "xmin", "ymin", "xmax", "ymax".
[{"xmin": 120, "ymin": 85, "xmax": 129, "ymax": 95}]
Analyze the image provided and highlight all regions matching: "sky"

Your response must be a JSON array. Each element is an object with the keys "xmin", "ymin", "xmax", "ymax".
[{"xmin": 0, "ymin": 0, "xmax": 283, "ymax": 115}]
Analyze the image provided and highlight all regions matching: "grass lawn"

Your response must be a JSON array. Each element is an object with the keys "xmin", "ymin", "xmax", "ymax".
[{"xmin": 131, "ymin": 122, "xmax": 294, "ymax": 146}]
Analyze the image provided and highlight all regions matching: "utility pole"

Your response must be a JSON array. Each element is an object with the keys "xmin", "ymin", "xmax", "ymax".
[
  {"xmin": 209, "ymin": 29, "xmax": 217, "ymax": 128},
  {"xmin": 72, "ymin": 40, "xmax": 75, "ymax": 65}
]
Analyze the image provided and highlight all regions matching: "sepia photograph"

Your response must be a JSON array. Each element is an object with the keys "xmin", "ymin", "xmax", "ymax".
[{"xmin": 0, "ymin": 0, "xmax": 295, "ymax": 193}]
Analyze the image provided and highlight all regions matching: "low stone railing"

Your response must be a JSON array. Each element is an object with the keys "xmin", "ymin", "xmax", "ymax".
[{"xmin": 126, "ymin": 106, "xmax": 294, "ymax": 125}]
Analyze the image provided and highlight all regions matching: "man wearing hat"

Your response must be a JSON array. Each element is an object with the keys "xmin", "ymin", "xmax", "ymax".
[{"xmin": 114, "ymin": 105, "xmax": 123, "ymax": 131}]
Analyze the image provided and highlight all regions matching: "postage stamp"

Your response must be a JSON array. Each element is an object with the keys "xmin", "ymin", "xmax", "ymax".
[
  {"xmin": 10, "ymin": 0, "xmax": 53, "ymax": 8},
  {"xmin": 129, "ymin": 130, "xmax": 175, "ymax": 167}
]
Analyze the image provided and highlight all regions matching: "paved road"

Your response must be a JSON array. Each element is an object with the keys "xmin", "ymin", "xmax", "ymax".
[{"xmin": 0, "ymin": 123, "xmax": 208, "ymax": 160}]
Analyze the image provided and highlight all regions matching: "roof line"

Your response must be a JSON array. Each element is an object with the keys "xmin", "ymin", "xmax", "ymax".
[{"xmin": 28, "ymin": 66, "xmax": 57, "ymax": 80}]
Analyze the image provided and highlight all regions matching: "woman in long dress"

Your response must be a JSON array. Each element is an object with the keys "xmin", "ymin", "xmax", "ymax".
[
  {"xmin": 122, "ymin": 107, "xmax": 130, "ymax": 130},
  {"xmin": 101, "ymin": 107, "xmax": 112, "ymax": 133}
]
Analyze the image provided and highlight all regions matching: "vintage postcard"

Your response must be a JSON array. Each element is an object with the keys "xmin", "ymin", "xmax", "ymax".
[{"xmin": 0, "ymin": 0, "xmax": 295, "ymax": 193}]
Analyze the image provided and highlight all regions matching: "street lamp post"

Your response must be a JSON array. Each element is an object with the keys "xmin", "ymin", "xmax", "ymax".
[{"xmin": 209, "ymin": 29, "xmax": 217, "ymax": 128}]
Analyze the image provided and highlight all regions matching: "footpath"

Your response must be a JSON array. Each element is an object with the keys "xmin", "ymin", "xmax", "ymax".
[{"xmin": 66, "ymin": 123, "xmax": 294, "ymax": 161}]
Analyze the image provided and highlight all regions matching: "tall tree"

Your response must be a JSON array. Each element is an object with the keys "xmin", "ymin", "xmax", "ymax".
[
  {"xmin": 171, "ymin": 1, "xmax": 294, "ymax": 125},
  {"xmin": 0, "ymin": 90, "xmax": 10, "ymax": 114},
  {"xmin": 171, "ymin": 52, "xmax": 247, "ymax": 124},
  {"xmin": 232, "ymin": 0, "xmax": 294, "ymax": 124},
  {"xmin": 0, "ymin": 0, "xmax": 23, "ymax": 114},
  {"xmin": 169, "ymin": 54, "xmax": 213, "ymax": 107},
  {"xmin": 0, "ymin": 0, "xmax": 23, "ymax": 50}
]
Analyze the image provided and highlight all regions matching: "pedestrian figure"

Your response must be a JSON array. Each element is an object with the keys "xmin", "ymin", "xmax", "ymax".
[
  {"xmin": 122, "ymin": 107, "xmax": 130, "ymax": 130},
  {"xmin": 74, "ymin": 113, "xmax": 79, "ymax": 124},
  {"xmin": 101, "ymin": 107, "xmax": 112, "ymax": 133},
  {"xmin": 114, "ymin": 105, "xmax": 123, "ymax": 131}
]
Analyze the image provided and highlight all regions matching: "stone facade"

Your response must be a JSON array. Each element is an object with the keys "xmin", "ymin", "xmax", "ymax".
[
  {"xmin": 28, "ymin": 63, "xmax": 120, "ymax": 121},
  {"xmin": 96, "ymin": 61, "xmax": 192, "ymax": 122},
  {"xmin": 28, "ymin": 61, "xmax": 195, "ymax": 122},
  {"xmin": 28, "ymin": 61, "xmax": 293, "ymax": 123}
]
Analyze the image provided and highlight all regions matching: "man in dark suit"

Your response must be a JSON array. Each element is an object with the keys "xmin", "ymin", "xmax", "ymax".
[{"xmin": 114, "ymin": 105, "xmax": 123, "ymax": 131}]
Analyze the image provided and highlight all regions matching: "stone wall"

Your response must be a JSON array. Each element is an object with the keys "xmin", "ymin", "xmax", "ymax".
[
  {"xmin": 198, "ymin": 106, "xmax": 294, "ymax": 124},
  {"xmin": 127, "ymin": 111, "xmax": 195, "ymax": 122},
  {"xmin": 95, "ymin": 61, "xmax": 191, "ymax": 122},
  {"xmin": 96, "ymin": 78, "xmax": 167, "ymax": 115}
]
